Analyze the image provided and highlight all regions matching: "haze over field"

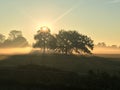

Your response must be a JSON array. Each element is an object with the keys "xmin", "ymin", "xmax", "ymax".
[
  {"xmin": 0, "ymin": 47, "xmax": 120, "ymax": 55},
  {"xmin": 93, "ymin": 47, "xmax": 120, "ymax": 54},
  {"xmin": 0, "ymin": 48, "xmax": 32, "ymax": 55}
]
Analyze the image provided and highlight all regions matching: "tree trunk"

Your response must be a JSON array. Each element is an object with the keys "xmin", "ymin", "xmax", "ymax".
[
  {"xmin": 65, "ymin": 47, "xmax": 68, "ymax": 55},
  {"xmin": 43, "ymin": 41, "xmax": 45, "ymax": 54}
]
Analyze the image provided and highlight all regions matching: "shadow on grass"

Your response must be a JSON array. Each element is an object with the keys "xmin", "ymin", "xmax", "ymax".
[
  {"xmin": 0, "ymin": 54, "xmax": 120, "ymax": 89},
  {"xmin": 0, "ymin": 65, "xmax": 120, "ymax": 90}
]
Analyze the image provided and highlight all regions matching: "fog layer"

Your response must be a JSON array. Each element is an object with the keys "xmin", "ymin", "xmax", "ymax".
[
  {"xmin": 0, "ymin": 47, "xmax": 32, "ymax": 55},
  {"xmin": 0, "ymin": 47, "xmax": 120, "ymax": 55},
  {"xmin": 93, "ymin": 47, "xmax": 120, "ymax": 54}
]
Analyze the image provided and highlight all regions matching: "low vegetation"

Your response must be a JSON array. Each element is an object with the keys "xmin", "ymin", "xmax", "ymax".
[{"xmin": 0, "ymin": 54, "xmax": 120, "ymax": 89}]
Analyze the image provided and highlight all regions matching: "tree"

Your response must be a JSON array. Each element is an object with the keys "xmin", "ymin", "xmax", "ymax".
[
  {"xmin": 0, "ymin": 34, "xmax": 5, "ymax": 43},
  {"xmin": 56, "ymin": 30, "xmax": 94, "ymax": 55},
  {"xmin": 33, "ymin": 26, "xmax": 56, "ymax": 53},
  {"xmin": 56, "ymin": 30, "xmax": 72, "ymax": 54},
  {"xmin": 8, "ymin": 30, "xmax": 22, "ymax": 40},
  {"xmin": 110, "ymin": 45, "xmax": 118, "ymax": 48},
  {"xmin": 11, "ymin": 36, "xmax": 29, "ymax": 47},
  {"xmin": 33, "ymin": 29, "xmax": 94, "ymax": 55},
  {"xmin": 3, "ymin": 30, "xmax": 29, "ymax": 48},
  {"xmin": 97, "ymin": 42, "xmax": 106, "ymax": 47}
]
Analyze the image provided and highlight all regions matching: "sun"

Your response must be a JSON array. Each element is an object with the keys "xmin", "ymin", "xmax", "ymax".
[
  {"xmin": 42, "ymin": 27, "xmax": 48, "ymax": 31},
  {"xmin": 40, "ymin": 26, "xmax": 50, "ymax": 32},
  {"xmin": 35, "ymin": 22, "xmax": 53, "ymax": 32}
]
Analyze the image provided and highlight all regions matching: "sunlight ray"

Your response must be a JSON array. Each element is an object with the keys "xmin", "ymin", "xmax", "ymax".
[{"xmin": 52, "ymin": 5, "xmax": 78, "ymax": 24}]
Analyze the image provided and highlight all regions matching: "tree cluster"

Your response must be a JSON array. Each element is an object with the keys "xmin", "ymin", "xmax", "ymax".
[
  {"xmin": 33, "ymin": 28, "xmax": 94, "ymax": 55},
  {"xmin": 96, "ymin": 42, "xmax": 120, "ymax": 49},
  {"xmin": 0, "ymin": 30, "xmax": 29, "ymax": 48}
]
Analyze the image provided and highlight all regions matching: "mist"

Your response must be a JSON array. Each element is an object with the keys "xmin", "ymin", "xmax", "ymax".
[
  {"xmin": 93, "ymin": 47, "xmax": 120, "ymax": 54},
  {"xmin": 0, "ymin": 47, "xmax": 120, "ymax": 55},
  {"xmin": 0, "ymin": 47, "xmax": 32, "ymax": 55}
]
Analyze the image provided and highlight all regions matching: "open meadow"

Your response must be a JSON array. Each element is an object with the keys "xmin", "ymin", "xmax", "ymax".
[
  {"xmin": 0, "ymin": 54, "xmax": 120, "ymax": 74},
  {"xmin": 0, "ymin": 54, "xmax": 120, "ymax": 89}
]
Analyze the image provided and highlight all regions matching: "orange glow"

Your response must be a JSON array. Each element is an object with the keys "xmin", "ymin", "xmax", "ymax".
[
  {"xmin": 0, "ymin": 47, "xmax": 32, "ymax": 55},
  {"xmin": 41, "ymin": 26, "xmax": 49, "ymax": 32},
  {"xmin": 93, "ymin": 47, "xmax": 120, "ymax": 54},
  {"xmin": 35, "ymin": 22, "xmax": 53, "ymax": 32}
]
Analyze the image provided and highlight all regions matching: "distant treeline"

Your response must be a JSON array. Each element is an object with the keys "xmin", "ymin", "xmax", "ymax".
[
  {"xmin": 95, "ymin": 42, "xmax": 120, "ymax": 49},
  {"xmin": 0, "ymin": 28, "xmax": 94, "ymax": 55},
  {"xmin": 0, "ymin": 30, "xmax": 29, "ymax": 48}
]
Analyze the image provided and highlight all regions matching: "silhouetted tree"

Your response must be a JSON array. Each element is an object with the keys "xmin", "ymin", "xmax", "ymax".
[
  {"xmin": 33, "ymin": 29, "xmax": 94, "ymax": 55},
  {"xmin": 48, "ymin": 35, "xmax": 57, "ymax": 50},
  {"xmin": 56, "ymin": 30, "xmax": 94, "ymax": 55},
  {"xmin": 110, "ymin": 45, "xmax": 118, "ymax": 48},
  {"xmin": 9, "ymin": 30, "xmax": 22, "ymax": 40},
  {"xmin": 2, "ymin": 30, "xmax": 29, "ymax": 48},
  {"xmin": 33, "ymin": 27, "xmax": 56, "ymax": 53},
  {"xmin": 97, "ymin": 42, "xmax": 106, "ymax": 47},
  {"xmin": 55, "ymin": 30, "xmax": 72, "ymax": 54},
  {"xmin": 12, "ymin": 36, "xmax": 29, "ymax": 47},
  {"xmin": 0, "ymin": 34, "xmax": 5, "ymax": 43}
]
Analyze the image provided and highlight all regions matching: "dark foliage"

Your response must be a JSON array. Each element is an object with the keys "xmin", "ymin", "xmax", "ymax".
[
  {"xmin": 33, "ymin": 29, "xmax": 94, "ymax": 55},
  {"xmin": 56, "ymin": 30, "xmax": 94, "ymax": 55},
  {"xmin": 0, "ymin": 34, "xmax": 5, "ymax": 44},
  {"xmin": 0, "ymin": 30, "xmax": 29, "ymax": 48},
  {"xmin": 33, "ymin": 27, "xmax": 57, "ymax": 53}
]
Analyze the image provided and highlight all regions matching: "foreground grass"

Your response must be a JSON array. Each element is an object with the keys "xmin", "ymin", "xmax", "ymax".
[
  {"xmin": 0, "ymin": 54, "xmax": 120, "ymax": 74},
  {"xmin": 0, "ymin": 64, "xmax": 120, "ymax": 90},
  {"xmin": 0, "ymin": 54, "xmax": 120, "ymax": 90}
]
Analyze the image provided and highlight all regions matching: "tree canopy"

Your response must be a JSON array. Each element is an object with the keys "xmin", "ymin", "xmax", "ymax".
[
  {"xmin": 0, "ymin": 34, "xmax": 5, "ymax": 43},
  {"xmin": 0, "ymin": 30, "xmax": 29, "ymax": 48},
  {"xmin": 55, "ymin": 30, "xmax": 94, "ymax": 54},
  {"xmin": 33, "ymin": 29, "xmax": 94, "ymax": 55},
  {"xmin": 33, "ymin": 27, "xmax": 56, "ymax": 53}
]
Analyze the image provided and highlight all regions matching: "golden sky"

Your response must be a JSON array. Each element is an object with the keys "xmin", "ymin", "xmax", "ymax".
[{"xmin": 0, "ymin": 0, "xmax": 120, "ymax": 45}]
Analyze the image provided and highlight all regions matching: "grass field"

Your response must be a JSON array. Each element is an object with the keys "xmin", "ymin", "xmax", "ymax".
[
  {"xmin": 0, "ymin": 54, "xmax": 120, "ymax": 90},
  {"xmin": 95, "ymin": 54, "xmax": 120, "ymax": 58},
  {"xmin": 0, "ymin": 54, "xmax": 120, "ymax": 74}
]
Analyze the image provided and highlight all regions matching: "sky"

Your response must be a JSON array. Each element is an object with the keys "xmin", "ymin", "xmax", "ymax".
[{"xmin": 0, "ymin": 0, "xmax": 120, "ymax": 45}]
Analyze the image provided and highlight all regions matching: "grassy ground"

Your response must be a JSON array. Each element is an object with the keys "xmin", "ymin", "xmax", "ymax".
[
  {"xmin": 95, "ymin": 54, "xmax": 120, "ymax": 58},
  {"xmin": 0, "ymin": 54, "xmax": 120, "ymax": 74},
  {"xmin": 0, "ymin": 54, "xmax": 120, "ymax": 90}
]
